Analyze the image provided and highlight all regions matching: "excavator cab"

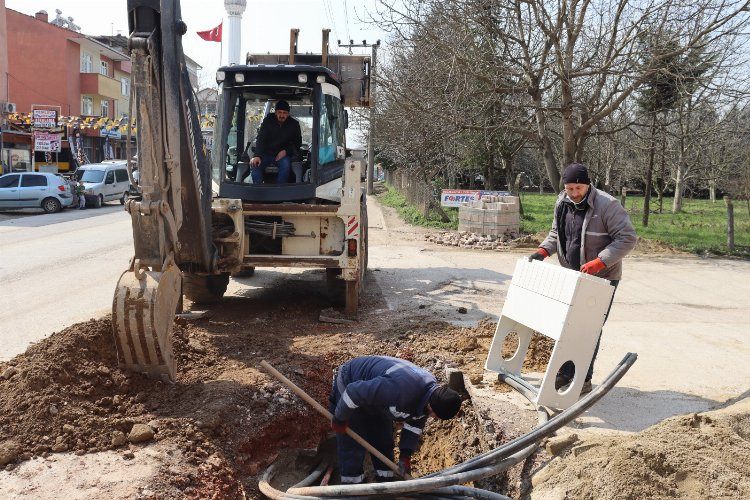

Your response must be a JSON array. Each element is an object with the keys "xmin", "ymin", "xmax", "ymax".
[{"xmin": 214, "ymin": 65, "xmax": 348, "ymax": 203}]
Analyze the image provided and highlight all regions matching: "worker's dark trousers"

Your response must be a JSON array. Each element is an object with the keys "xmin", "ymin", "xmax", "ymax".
[
  {"xmin": 560, "ymin": 280, "xmax": 620, "ymax": 382},
  {"xmin": 329, "ymin": 380, "xmax": 395, "ymax": 483}
]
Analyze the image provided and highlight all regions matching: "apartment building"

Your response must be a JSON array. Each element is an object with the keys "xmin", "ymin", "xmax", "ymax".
[{"xmin": 0, "ymin": 4, "xmax": 201, "ymax": 171}]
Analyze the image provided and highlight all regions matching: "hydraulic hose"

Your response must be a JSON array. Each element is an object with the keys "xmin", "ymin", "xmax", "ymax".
[{"xmin": 262, "ymin": 353, "xmax": 637, "ymax": 499}]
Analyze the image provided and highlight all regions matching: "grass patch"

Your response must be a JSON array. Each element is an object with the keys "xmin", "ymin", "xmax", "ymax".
[
  {"xmin": 378, "ymin": 184, "xmax": 459, "ymax": 229},
  {"xmin": 519, "ymin": 192, "xmax": 750, "ymax": 256},
  {"xmin": 378, "ymin": 184, "xmax": 748, "ymax": 255}
]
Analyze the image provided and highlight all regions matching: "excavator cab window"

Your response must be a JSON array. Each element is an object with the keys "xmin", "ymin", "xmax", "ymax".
[
  {"xmin": 222, "ymin": 93, "xmax": 314, "ymax": 186},
  {"xmin": 215, "ymin": 67, "xmax": 346, "ymax": 202}
]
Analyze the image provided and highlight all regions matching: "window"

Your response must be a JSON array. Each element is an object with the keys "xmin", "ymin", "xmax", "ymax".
[
  {"xmin": 318, "ymin": 94, "xmax": 345, "ymax": 165},
  {"xmin": 101, "ymin": 100, "xmax": 109, "ymax": 117},
  {"xmin": 75, "ymin": 169, "xmax": 105, "ymax": 183},
  {"xmin": 0, "ymin": 174, "xmax": 20, "ymax": 188},
  {"xmin": 82, "ymin": 96, "xmax": 93, "ymax": 115},
  {"xmin": 121, "ymin": 77, "xmax": 130, "ymax": 96},
  {"xmin": 105, "ymin": 171, "xmax": 115, "ymax": 184},
  {"xmin": 100, "ymin": 60, "xmax": 109, "ymax": 77},
  {"xmin": 80, "ymin": 53, "xmax": 93, "ymax": 73},
  {"xmin": 115, "ymin": 169, "xmax": 129, "ymax": 183},
  {"xmin": 20, "ymin": 174, "xmax": 48, "ymax": 187}
]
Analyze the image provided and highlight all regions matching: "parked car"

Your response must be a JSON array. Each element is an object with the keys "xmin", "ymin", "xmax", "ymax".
[
  {"xmin": 73, "ymin": 161, "xmax": 130, "ymax": 208},
  {"xmin": 0, "ymin": 172, "xmax": 74, "ymax": 213}
]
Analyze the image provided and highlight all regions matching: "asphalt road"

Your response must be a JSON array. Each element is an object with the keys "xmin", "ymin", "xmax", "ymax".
[{"xmin": 0, "ymin": 205, "xmax": 132, "ymax": 360}]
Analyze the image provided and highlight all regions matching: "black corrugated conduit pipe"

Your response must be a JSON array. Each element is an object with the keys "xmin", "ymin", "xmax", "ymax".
[{"xmin": 260, "ymin": 353, "xmax": 637, "ymax": 499}]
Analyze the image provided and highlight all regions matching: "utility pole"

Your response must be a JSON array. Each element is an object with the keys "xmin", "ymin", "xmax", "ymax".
[{"xmin": 338, "ymin": 39, "xmax": 380, "ymax": 195}]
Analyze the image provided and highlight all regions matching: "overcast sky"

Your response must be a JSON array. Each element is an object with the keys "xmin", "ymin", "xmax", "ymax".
[{"xmin": 6, "ymin": 0, "xmax": 386, "ymax": 79}]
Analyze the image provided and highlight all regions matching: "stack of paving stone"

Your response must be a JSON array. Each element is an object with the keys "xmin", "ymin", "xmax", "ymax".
[{"xmin": 458, "ymin": 195, "xmax": 520, "ymax": 236}]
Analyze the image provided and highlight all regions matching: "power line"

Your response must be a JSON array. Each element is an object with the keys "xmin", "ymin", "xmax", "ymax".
[
  {"xmin": 322, "ymin": 0, "xmax": 342, "ymax": 54},
  {"xmin": 343, "ymin": 0, "xmax": 351, "ymax": 41}
]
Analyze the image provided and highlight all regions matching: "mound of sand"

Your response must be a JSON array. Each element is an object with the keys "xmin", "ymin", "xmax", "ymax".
[{"xmin": 531, "ymin": 397, "xmax": 750, "ymax": 499}]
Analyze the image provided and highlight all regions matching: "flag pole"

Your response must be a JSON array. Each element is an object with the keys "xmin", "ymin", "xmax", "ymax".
[{"xmin": 219, "ymin": 21, "xmax": 223, "ymax": 66}]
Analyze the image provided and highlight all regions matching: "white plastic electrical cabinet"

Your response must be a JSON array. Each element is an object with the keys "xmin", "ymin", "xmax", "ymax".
[{"xmin": 485, "ymin": 258, "xmax": 615, "ymax": 409}]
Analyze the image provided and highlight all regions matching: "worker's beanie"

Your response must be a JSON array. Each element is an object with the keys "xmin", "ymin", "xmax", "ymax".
[
  {"xmin": 562, "ymin": 163, "xmax": 590, "ymax": 185},
  {"xmin": 276, "ymin": 100, "xmax": 291, "ymax": 112},
  {"xmin": 429, "ymin": 385, "xmax": 462, "ymax": 420}
]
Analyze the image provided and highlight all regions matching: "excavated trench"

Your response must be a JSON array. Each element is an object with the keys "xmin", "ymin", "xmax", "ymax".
[{"xmin": 0, "ymin": 279, "xmax": 558, "ymax": 499}]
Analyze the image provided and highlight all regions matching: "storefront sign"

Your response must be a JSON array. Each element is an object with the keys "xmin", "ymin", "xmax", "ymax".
[
  {"xmin": 34, "ymin": 131, "xmax": 62, "ymax": 152},
  {"xmin": 32, "ymin": 109, "xmax": 58, "ymax": 128},
  {"xmin": 100, "ymin": 128, "xmax": 122, "ymax": 139}
]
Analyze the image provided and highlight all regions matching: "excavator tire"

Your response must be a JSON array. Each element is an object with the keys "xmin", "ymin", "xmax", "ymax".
[{"xmin": 183, "ymin": 272, "xmax": 230, "ymax": 304}]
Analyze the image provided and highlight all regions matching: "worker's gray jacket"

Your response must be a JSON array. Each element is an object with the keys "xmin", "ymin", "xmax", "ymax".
[
  {"xmin": 334, "ymin": 356, "xmax": 437, "ymax": 454},
  {"xmin": 539, "ymin": 187, "xmax": 637, "ymax": 280}
]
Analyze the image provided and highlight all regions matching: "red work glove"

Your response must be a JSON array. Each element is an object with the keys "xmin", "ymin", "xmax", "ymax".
[
  {"xmin": 331, "ymin": 418, "xmax": 348, "ymax": 434},
  {"xmin": 397, "ymin": 456, "xmax": 411, "ymax": 477},
  {"xmin": 580, "ymin": 257, "xmax": 606, "ymax": 275},
  {"xmin": 528, "ymin": 248, "xmax": 549, "ymax": 261}
]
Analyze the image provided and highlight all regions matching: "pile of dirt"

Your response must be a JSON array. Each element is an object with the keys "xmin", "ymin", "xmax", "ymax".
[
  {"xmin": 413, "ymin": 401, "xmax": 487, "ymax": 475},
  {"xmin": 0, "ymin": 293, "xmax": 339, "ymax": 497},
  {"xmin": 531, "ymin": 398, "xmax": 750, "ymax": 499},
  {"xmin": 0, "ymin": 282, "xmax": 552, "ymax": 498},
  {"xmin": 632, "ymin": 236, "xmax": 685, "ymax": 255}
]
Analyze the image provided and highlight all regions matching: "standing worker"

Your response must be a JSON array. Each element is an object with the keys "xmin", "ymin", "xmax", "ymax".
[
  {"xmin": 329, "ymin": 355, "xmax": 462, "ymax": 484},
  {"xmin": 529, "ymin": 163, "xmax": 637, "ymax": 393}
]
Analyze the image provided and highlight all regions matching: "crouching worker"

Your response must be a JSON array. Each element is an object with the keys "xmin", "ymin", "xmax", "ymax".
[{"xmin": 329, "ymin": 355, "xmax": 462, "ymax": 484}]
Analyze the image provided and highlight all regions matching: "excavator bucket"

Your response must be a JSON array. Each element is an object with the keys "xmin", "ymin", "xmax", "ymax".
[{"xmin": 111, "ymin": 264, "xmax": 182, "ymax": 381}]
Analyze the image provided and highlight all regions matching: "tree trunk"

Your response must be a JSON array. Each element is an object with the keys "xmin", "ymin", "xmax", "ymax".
[
  {"xmin": 672, "ymin": 128, "xmax": 687, "ymax": 213},
  {"xmin": 673, "ymin": 169, "xmax": 686, "ymax": 213},
  {"xmin": 487, "ymin": 150, "xmax": 496, "ymax": 190},
  {"xmin": 531, "ymin": 90, "xmax": 561, "ymax": 189},
  {"xmin": 656, "ymin": 123, "xmax": 667, "ymax": 214},
  {"xmin": 709, "ymin": 178, "xmax": 716, "ymax": 203},
  {"xmin": 643, "ymin": 113, "xmax": 657, "ymax": 227},
  {"xmin": 502, "ymin": 153, "xmax": 516, "ymax": 194}
]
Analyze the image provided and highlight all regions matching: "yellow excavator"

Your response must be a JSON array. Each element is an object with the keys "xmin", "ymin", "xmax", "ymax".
[{"xmin": 113, "ymin": 0, "xmax": 368, "ymax": 380}]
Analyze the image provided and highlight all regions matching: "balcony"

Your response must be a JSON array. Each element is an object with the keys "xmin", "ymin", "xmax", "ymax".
[{"xmin": 80, "ymin": 73, "xmax": 122, "ymax": 100}]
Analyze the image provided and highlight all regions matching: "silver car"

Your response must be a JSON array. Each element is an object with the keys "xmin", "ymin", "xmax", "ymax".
[{"xmin": 0, "ymin": 172, "xmax": 74, "ymax": 213}]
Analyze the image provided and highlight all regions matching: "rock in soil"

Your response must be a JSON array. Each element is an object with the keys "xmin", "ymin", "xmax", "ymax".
[
  {"xmin": 544, "ymin": 433, "xmax": 579, "ymax": 455},
  {"xmin": 0, "ymin": 440, "xmax": 21, "ymax": 466},
  {"xmin": 128, "ymin": 424, "xmax": 155, "ymax": 444}
]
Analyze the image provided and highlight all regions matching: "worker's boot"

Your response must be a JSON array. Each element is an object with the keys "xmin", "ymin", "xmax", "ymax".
[
  {"xmin": 581, "ymin": 380, "xmax": 593, "ymax": 394},
  {"xmin": 555, "ymin": 374, "xmax": 572, "ymax": 391}
]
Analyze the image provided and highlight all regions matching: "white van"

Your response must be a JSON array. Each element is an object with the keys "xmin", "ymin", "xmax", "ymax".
[{"xmin": 74, "ymin": 161, "xmax": 130, "ymax": 207}]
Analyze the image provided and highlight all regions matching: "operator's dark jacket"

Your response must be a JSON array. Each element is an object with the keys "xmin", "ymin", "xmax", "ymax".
[
  {"xmin": 332, "ymin": 356, "xmax": 437, "ymax": 455},
  {"xmin": 539, "ymin": 187, "xmax": 637, "ymax": 280},
  {"xmin": 253, "ymin": 114, "xmax": 302, "ymax": 159}
]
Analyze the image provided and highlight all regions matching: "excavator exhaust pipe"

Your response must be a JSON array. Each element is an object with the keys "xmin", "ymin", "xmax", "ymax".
[{"xmin": 112, "ymin": 263, "xmax": 182, "ymax": 381}]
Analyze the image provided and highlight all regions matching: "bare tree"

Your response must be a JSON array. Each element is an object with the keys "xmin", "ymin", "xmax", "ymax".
[{"xmin": 372, "ymin": 0, "xmax": 750, "ymax": 189}]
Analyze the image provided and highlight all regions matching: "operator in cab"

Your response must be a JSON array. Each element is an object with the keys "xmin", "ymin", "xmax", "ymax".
[{"xmin": 249, "ymin": 100, "xmax": 302, "ymax": 184}]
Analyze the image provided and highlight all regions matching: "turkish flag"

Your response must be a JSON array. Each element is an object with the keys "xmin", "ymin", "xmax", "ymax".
[{"xmin": 197, "ymin": 22, "xmax": 222, "ymax": 42}]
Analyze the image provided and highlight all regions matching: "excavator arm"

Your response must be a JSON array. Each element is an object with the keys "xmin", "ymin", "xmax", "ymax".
[{"xmin": 112, "ymin": 0, "xmax": 216, "ymax": 380}]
